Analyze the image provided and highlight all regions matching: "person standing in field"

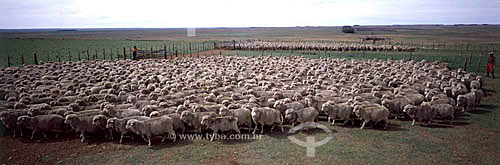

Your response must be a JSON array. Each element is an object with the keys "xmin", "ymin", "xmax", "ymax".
[
  {"xmin": 132, "ymin": 46, "xmax": 138, "ymax": 60},
  {"xmin": 486, "ymin": 52, "xmax": 495, "ymax": 78}
]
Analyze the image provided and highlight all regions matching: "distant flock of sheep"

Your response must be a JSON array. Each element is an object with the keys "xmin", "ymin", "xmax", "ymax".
[
  {"xmin": 221, "ymin": 40, "xmax": 417, "ymax": 52},
  {"xmin": 0, "ymin": 55, "xmax": 484, "ymax": 146}
]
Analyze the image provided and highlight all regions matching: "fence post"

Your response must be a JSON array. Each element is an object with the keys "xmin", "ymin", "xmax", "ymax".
[
  {"xmin": 123, "ymin": 47, "xmax": 126, "ymax": 60},
  {"xmin": 7, "ymin": 55, "xmax": 11, "ymax": 67},
  {"xmin": 150, "ymin": 46, "xmax": 153, "ymax": 58},
  {"xmin": 189, "ymin": 43, "xmax": 192, "ymax": 56},
  {"xmin": 476, "ymin": 54, "xmax": 481, "ymax": 73},
  {"xmin": 103, "ymin": 48, "xmax": 106, "ymax": 60},
  {"xmin": 141, "ymin": 46, "xmax": 144, "ymax": 58},
  {"xmin": 68, "ymin": 51, "xmax": 71, "ymax": 61},
  {"xmin": 464, "ymin": 56, "xmax": 468, "ymax": 71},
  {"xmin": 164, "ymin": 45, "xmax": 167, "ymax": 59},
  {"xmin": 87, "ymin": 49, "xmax": 90, "ymax": 60},
  {"xmin": 34, "ymin": 53, "xmax": 38, "ymax": 65},
  {"xmin": 21, "ymin": 53, "xmax": 25, "ymax": 65},
  {"xmin": 47, "ymin": 52, "xmax": 50, "ymax": 62},
  {"xmin": 78, "ymin": 50, "xmax": 81, "ymax": 61},
  {"xmin": 469, "ymin": 52, "xmax": 472, "ymax": 64},
  {"xmin": 175, "ymin": 50, "xmax": 178, "ymax": 57}
]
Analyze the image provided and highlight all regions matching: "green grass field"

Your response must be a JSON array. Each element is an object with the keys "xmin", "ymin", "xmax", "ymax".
[{"xmin": 0, "ymin": 38, "xmax": 219, "ymax": 67}]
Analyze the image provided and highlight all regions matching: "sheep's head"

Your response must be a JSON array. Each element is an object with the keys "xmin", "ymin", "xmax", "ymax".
[
  {"xmin": 180, "ymin": 111, "xmax": 194, "ymax": 126},
  {"xmin": 64, "ymin": 114, "xmax": 78, "ymax": 125},
  {"xmin": 106, "ymin": 118, "xmax": 117, "ymax": 129},
  {"xmin": 201, "ymin": 115, "xmax": 213, "ymax": 127},
  {"xmin": 92, "ymin": 115, "xmax": 107, "ymax": 127},
  {"xmin": 251, "ymin": 108, "xmax": 261, "ymax": 119},
  {"xmin": 285, "ymin": 109, "xmax": 297, "ymax": 122},
  {"xmin": 16, "ymin": 116, "xmax": 29, "ymax": 126}
]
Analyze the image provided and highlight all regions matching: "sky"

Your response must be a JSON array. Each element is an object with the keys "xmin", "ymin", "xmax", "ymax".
[{"xmin": 1, "ymin": 0, "xmax": 500, "ymax": 29}]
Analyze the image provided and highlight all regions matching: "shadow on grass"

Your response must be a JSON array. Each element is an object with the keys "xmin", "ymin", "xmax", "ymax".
[
  {"xmin": 385, "ymin": 123, "xmax": 409, "ymax": 131},
  {"xmin": 469, "ymin": 109, "xmax": 492, "ymax": 114},
  {"xmin": 478, "ymin": 104, "xmax": 498, "ymax": 110},
  {"xmin": 149, "ymin": 138, "xmax": 194, "ymax": 150},
  {"xmin": 13, "ymin": 131, "xmax": 86, "ymax": 144},
  {"xmin": 425, "ymin": 124, "xmax": 455, "ymax": 128},
  {"xmin": 482, "ymin": 88, "xmax": 496, "ymax": 95}
]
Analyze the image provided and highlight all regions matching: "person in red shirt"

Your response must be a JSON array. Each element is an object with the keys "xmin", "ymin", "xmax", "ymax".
[
  {"xmin": 132, "ymin": 46, "xmax": 138, "ymax": 60},
  {"xmin": 487, "ymin": 52, "xmax": 495, "ymax": 79}
]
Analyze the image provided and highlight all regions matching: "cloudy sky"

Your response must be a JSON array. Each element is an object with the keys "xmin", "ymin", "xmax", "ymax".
[{"xmin": 1, "ymin": 0, "xmax": 499, "ymax": 29}]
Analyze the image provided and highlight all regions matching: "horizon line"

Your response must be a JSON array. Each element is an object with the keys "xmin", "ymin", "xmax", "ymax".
[{"xmin": 1, "ymin": 23, "xmax": 499, "ymax": 30}]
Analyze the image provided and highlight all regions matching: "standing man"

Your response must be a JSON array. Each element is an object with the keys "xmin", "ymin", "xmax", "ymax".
[
  {"xmin": 487, "ymin": 52, "xmax": 495, "ymax": 78},
  {"xmin": 132, "ymin": 46, "xmax": 138, "ymax": 60}
]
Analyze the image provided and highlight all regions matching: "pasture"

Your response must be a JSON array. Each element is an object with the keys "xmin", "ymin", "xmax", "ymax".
[{"xmin": 0, "ymin": 25, "xmax": 500, "ymax": 164}]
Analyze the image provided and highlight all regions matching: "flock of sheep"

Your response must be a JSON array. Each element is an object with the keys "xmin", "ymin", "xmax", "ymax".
[
  {"xmin": 220, "ymin": 40, "xmax": 417, "ymax": 52},
  {"xmin": 0, "ymin": 55, "xmax": 484, "ymax": 146}
]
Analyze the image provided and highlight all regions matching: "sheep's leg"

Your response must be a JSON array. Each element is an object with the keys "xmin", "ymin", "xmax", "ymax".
[
  {"xmin": 31, "ymin": 130, "xmax": 36, "ymax": 140},
  {"xmin": 170, "ymin": 132, "xmax": 176, "ymax": 142},
  {"xmin": 280, "ymin": 123, "xmax": 284, "ymax": 132},
  {"xmin": 248, "ymin": 122, "xmax": 252, "ymax": 133},
  {"xmin": 332, "ymin": 120, "xmax": 336, "ymax": 126},
  {"xmin": 411, "ymin": 119, "xmax": 416, "ymax": 126},
  {"xmin": 450, "ymin": 116, "xmax": 454, "ymax": 125},
  {"xmin": 343, "ymin": 119, "xmax": 349, "ymax": 126},
  {"xmin": 161, "ymin": 136, "xmax": 166, "ymax": 142},
  {"xmin": 261, "ymin": 124, "xmax": 265, "ymax": 134},
  {"xmin": 235, "ymin": 127, "xmax": 241, "ymax": 134},
  {"xmin": 19, "ymin": 128, "xmax": 23, "ymax": 137},
  {"xmin": 80, "ymin": 133, "xmax": 85, "ymax": 143},
  {"xmin": 142, "ymin": 135, "xmax": 149, "ymax": 144},
  {"xmin": 360, "ymin": 121, "xmax": 367, "ymax": 129},
  {"xmin": 120, "ymin": 134, "xmax": 124, "ymax": 144},
  {"xmin": 12, "ymin": 129, "xmax": 16, "ymax": 138},
  {"xmin": 43, "ymin": 132, "xmax": 48, "ymax": 139},
  {"xmin": 210, "ymin": 133, "xmax": 216, "ymax": 141},
  {"xmin": 148, "ymin": 137, "xmax": 152, "ymax": 146},
  {"xmin": 253, "ymin": 124, "xmax": 258, "ymax": 134},
  {"xmin": 55, "ymin": 133, "xmax": 60, "ymax": 138},
  {"xmin": 327, "ymin": 117, "xmax": 331, "ymax": 123},
  {"xmin": 109, "ymin": 130, "xmax": 114, "ymax": 141},
  {"xmin": 384, "ymin": 120, "xmax": 389, "ymax": 130}
]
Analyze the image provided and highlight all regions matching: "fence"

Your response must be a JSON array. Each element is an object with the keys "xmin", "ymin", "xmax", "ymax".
[{"xmin": 2, "ymin": 40, "xmax": 221, "ymax": 67}]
